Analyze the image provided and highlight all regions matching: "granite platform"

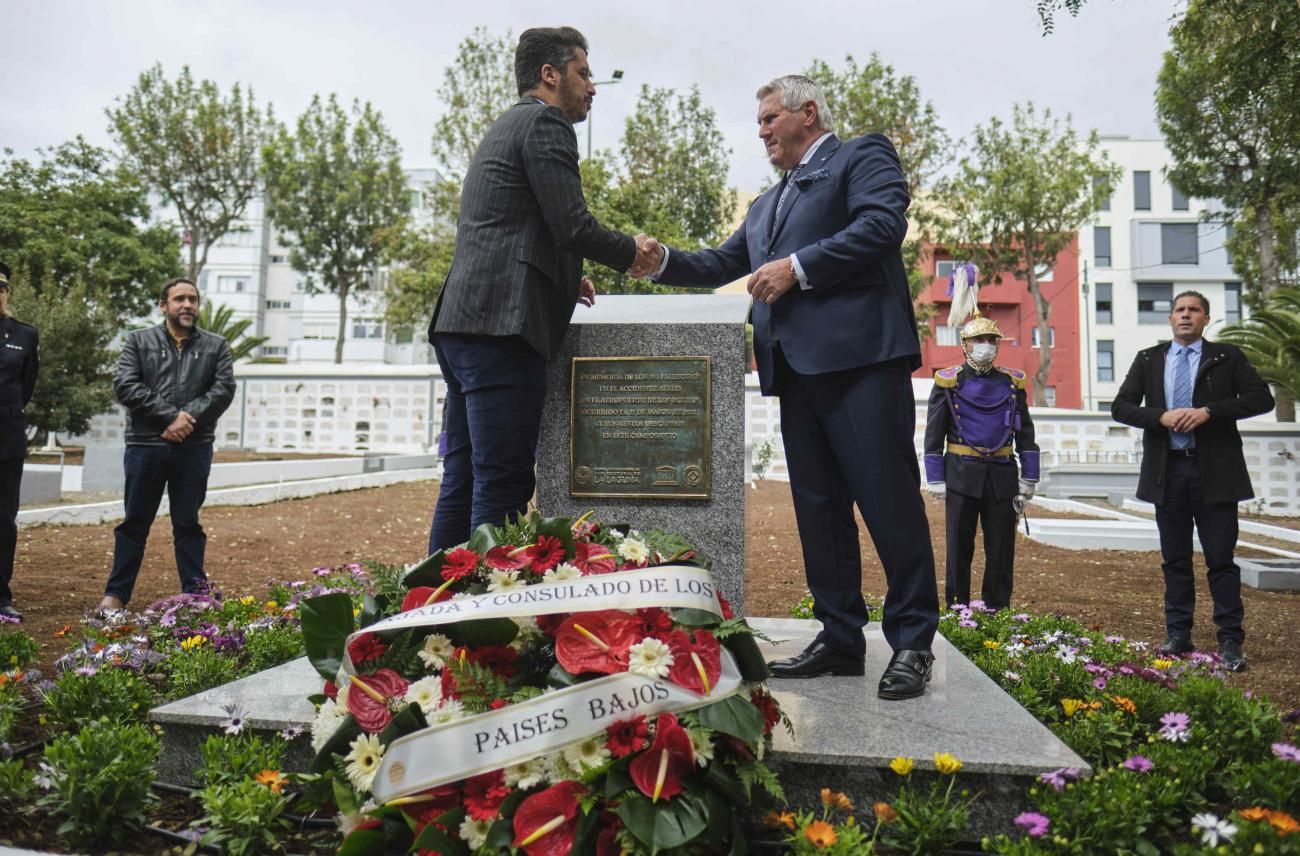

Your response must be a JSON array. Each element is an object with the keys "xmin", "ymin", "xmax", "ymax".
[
  {"xmin": 1239, "ymin": 557, "xmax": 1300, "ymax": 591},
  {"xmin": 149, "ymin": 616, "xmax": 1085, "ymax": 838}
]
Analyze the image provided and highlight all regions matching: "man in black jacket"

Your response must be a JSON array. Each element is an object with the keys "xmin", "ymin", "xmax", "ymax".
[
  {"xmin": 0, "ymin": 262, "xmax": 39, "ymax": 621},
  {"xmin": 1111, "ymin": 291, "xmax": 1274, "ymax": 670},
  {"xmin": 98, "ymin": 278, "xmax": 235, "ymax": 612}
]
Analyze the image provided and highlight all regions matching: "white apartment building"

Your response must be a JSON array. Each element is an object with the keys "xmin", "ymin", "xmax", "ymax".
[
  {"xmin": 1077, "ymin": 137, "xmax": 1247, "ymax": 413},
  {"xmin": 192, "ymin": 168, "xmax": 440, "ymax": 365}
]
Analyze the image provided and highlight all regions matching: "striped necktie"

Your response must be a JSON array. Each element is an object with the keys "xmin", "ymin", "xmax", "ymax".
[
  {"xmin": 771, "ymin": 164, "xmax": 803, "ymax": 230},
  {"xmin": 1170, "ymin": 346, "xmax": 1193, "ymax": 449}
]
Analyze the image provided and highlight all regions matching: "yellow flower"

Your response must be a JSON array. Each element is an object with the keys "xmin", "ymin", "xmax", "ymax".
[
  {"xmin": 933, "ymin": 752, "xmax": 963, "ymax": 775},
  {"xmin": 873, "ymin": 802, "xmax": 899, "ymax": 824},
  {"xmin": 1151, "ymin": 658, "xmax": 1174, "ymax": 670},
  {"xmin": 803, "ymin": 820, "xmax": 837, "ymax": 849},
  {"xmin": 255, "ymin": 769, "xmax": 286, "ymax": 794},
  {"xmin": 180, "ymin": 635, "xmax": 207, "ymax": 650},
  {"xmin": 1061, "ymin": 698, "xmax": 1084, "ymax": 717},
  {"xmin": 763, "ymin": 811, "xmax": 796, "ymax": 830},
  {"xmin": 889, "ymin": 756, "xmax": 914, "ymax": 776},
  {"xmin": 820, "ymin": 788, "xmax": 853, "ymax": 812},
  {"xmin": 983, "ymin": 639, "xmax": 1000, "ymax": 649},
  {"xmin": 264, "ymin": 600, "xmax": 279, "ymax": 612},
  {"xmin": 239, "ymin": 596, "xmax": 256, "ymax": 606}
]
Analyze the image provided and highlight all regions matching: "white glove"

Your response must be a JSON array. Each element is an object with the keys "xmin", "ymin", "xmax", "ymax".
[
  {"xmin": 1018, "ymin": 480, "xmax": 1036, "ymax": 499},
  {"xmin": 926, "ymin": 482, "xmax": 945, "ymax": 495}
]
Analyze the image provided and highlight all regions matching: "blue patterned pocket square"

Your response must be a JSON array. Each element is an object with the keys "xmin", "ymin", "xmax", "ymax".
[{"xmin": 793, "ymin": 167, "xmax": 831, "ymax": 189}]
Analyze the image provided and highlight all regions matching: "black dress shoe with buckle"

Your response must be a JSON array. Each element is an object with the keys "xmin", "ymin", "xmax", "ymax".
[
  {"xmin": 767, "ymin": 641, "xmax": 865, "ymax": 679},
  {"xmin": 0, "ymin": 603, "xmax": 22, "ymax": 621},
  {"xmin": 877, "ymin": 649, "xmax": 934, "ymax": 700},
  {"xmin": 1219, "ymin": 639, "xmax": 1247, "ymax": 672},
  {"xmin": 1159, "ymin": 635, "xmax": 1194, "ymax": 656}
]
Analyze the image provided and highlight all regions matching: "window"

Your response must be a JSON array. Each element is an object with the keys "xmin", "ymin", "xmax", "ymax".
[
  {"xmin": 1097, "ymin": 400, "xmax": 1112, "ymax": 412},
  {"xmin": 409, "ymin": 190, "xmax": 424, "ymax": 210},
  {"xmin": 1138, "ymin": 282, "xmax": 1173, "ymax": 323},
  {"xmin": 935, "ymin": 259, "xmax": 956, "ymax": 279},
  {"xmin": 1093, "ymin": 176, "xmax": 1111, "ymax": 211},
  {"xmin": 1224, "ymin": 281, "xmax": 1242, "ymax": 324},
  {"xmin": 1171, "ymin": 185, "xmax": 1189, "ymax": 211},
  {"xmin": 1094, "ymin": 226, "xmax": 1111, "ymax": 267},
  {"xmin": 259, "ymin": 345, "xmax": 288, "ymax": 357},
  {"xmin": 303, "ymin": 324, "xmax": 335, "ymax": 339},
  {"xmin": 1225, "ymin": 223, "xmax": 1234, "ymax": 266},
  {"xmin": 392, "ymin": 326, "xmax": 415, "ymax": 345},
  {"xmin": 265, "ymin": 299, "xmax": 291, "ymax": 310},
  {"xmin": 217, "ymin": 275, "xmax": 248, "ymax": 294},
  {"xmin": 1095, "ymin": 283, "xmax": 1113, "ymax": 324},
  {"xmin": 1030, "ymin": 327, "xmax": 1056, "ymax": 348},
  {"xmin": 1134, "ymin": 171, "xmax": 1151, "ymax": 211},
  {"xmin": 269, "ymin": 254, "xmax": 287, "ymax": 264},
  {"xmin": 1161, "ymin": 223, "xmax": 1198, "ymax": 265},
  {"xmin": 1044, "ymin": 386, "xmax": 1057, "ymax": 407},
  {"xmin": 935, "ymin": 324, "xmax": 960, "ymax": 346},
  {"xmin": 351, "ymin": 318, "xmax": 383, "ymax": 340},
  {"xmin": 1097, "ymin": 340, "xmax": 1114, "ymax": 382}
]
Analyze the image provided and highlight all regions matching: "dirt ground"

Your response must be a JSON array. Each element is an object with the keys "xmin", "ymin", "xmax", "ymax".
[{"xmin": 10, "ymin": 479, "xmax": 1299, "ymax": 712}]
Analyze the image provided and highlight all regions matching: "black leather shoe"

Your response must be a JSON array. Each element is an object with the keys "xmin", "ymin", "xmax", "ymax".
[
  {"xmin": 767, "ymin": 642, "xmax": 865, "ymax": 679},
  {"xmin": 1219, "ymin": 639, "xmax": 1247, "ymax": 672},
  {"xmin": 0, "ymin": 603, "xmax": 22, "ymax": 621},
  {"xmin": 877, "ymin": 649, "xmax": 934, "ymax": 700},
  {"xmin": 1159, "ymin": 635, "xmax": 1194, "ymax": 656}
]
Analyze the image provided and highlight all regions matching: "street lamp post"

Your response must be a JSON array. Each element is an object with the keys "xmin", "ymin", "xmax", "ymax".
[{"xmin": 586, "ymin": 69, "xmax": 624, "ymax": 160}]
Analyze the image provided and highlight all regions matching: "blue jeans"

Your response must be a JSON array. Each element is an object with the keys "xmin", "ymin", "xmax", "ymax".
[
  {"xmin": 428, "ymin": 334, "xmax": 547, "ymax": 554},
  {"xmin": 105, "ymin": 443, "xmax": 213, "ymax": 605}
]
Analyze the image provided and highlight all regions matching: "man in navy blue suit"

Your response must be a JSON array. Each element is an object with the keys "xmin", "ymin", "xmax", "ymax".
[{"xmin": 642, "ymin": 75, "xmax": 939, "ymax": 699}]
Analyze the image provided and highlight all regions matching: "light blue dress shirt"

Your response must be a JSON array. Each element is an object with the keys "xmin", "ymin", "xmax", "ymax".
[{"xmin": 1164, "ymin": 338, "xmax": 1203, "ymax": 449}]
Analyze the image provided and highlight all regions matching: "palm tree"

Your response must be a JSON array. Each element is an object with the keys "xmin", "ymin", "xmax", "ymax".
[
  {"xmin": 1217, "ymin": 286, "xmax": 1300, "ymax": 421},
  {"xmin": 196, "ymin": 302, "xmax": 269, "ymax": 362}
]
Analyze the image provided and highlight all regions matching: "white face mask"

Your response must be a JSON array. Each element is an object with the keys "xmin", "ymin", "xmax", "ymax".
[{"xmin": 969, "ymin": 343, "xmax": 997, "ymax": 363}]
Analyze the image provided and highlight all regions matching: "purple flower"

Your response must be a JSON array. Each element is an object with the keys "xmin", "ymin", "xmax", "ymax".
[
  {"xmin": 1012, "ymin": 613, "xmax": 1031, "ymax": 622},
  {"xmin": 221, "ymin": 703, "xmax": 248, "ymax": 736},
  {"xmin": 1003, "ymin": 670, "xmax": 1021, "ymax": 682},
  {"xmin": 74, "ymin": 665, "xmax": 98, "ymax": 677},
  {"xmin": 1271, "ymin": 742, "xmax": 1300, "ymax": 763},
  {"xmin": 1159, "ymin": 711, "xmax": 1191, "ymax": 742},
  {"xmin": 1118, "ymin": 664, "xmax": 1136, "ymax": 675},
  {"xmin": 1104, "ymin": 634, "xmax": 1125, "ymax": 643},
  {"xmin": 1123, "ymin": 754, "xmax": 1153, "ymax": 772},
  {"xmin": 0, "ymin": 613, "xmax": 19, "ymax": 625},
  {"xmin": 313, "ymin": 566, "xmax": 332, "ymax": 577},
  {"xmin": 1282, "ymin": 708, "xmax": 1300, "ymax": 725},
  {"xmin": 1014, "ymin": 812, "xmax": 1050, "ymax": 837},
  {"xmin": 1038, "ymin": 767, "xmax": 1080, "ymax": 792},
  {"xmin": 959, "ymin": 619, "xmax": 978, "ymax": 628},
  {"xmin": 1093, "ymin": 677, "xmax": 1108, "ymax": 690}
]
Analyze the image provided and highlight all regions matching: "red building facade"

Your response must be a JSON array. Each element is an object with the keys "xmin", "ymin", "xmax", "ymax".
[{"xmin": 913, "ymin": 239, "xmax": 1082, "ymax": 409}]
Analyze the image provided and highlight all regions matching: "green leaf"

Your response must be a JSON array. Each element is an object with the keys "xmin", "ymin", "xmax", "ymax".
[
  {"xmin": 359, "ymin": 593, "xmax": 383, "ymax": 628},
  {"xmin": 337, "ymin": 827, "xmax": 383, "ymax": 856},
  {"xmin": 467, "ymin": 522, "xmax": 503, "ymax": 555},
  {"xmin": 332, "ymin": 773, "xmax": 361, "ymax": 816},
  {"xmin": 300, "ymin": 592, "xmax": 356, "ymax": 681},
  {"xmin": 547, "ymin": 662, "xmax": 582, "ymax": 689},
  {"xmin": 605, "ymin": 761, "xmax": 634, "ymax": 800},
  {"xmin": 723, "ymin": 633, "xmax": 771, "ymax": 682},
  {"xmin": 697, "ymin": 695, "xmax": 764, "ymax": 745},
  {"xmin": 402, "ymin": 550, "xmax": 447, "ymax": 588},
  {"xmin": 410, "ymin": 819, "xmax": 467, "ymax": 855},
  {"xmin": 449, "ymin": 617, "xmax": 519, "ymax": 648},
  {"xmin": 702, "ymin": 760, "xmax": 747, "ymax": 805},
  {"xmin": 535, "ymin": 515, "xmax": 577, "ymax": 557},
  {"xmin": 671, "ymin": 608, "xmax": 720, "ymax": 627},
  {"xmin": 617, "ymin": 792, "xmax": 709, "ymax": 851},
  {"xmin": 484, "ymin": 817, "xmax": 515, "ymax": 850},
  {"xmin": 379, "ymin": 702, "xmax": 428, "ymax": 745}
]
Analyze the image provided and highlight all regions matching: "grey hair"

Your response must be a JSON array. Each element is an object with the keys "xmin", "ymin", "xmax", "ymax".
[{"xmin": 756, "ymin": 75, "xmax": 833, "ymax": 132}]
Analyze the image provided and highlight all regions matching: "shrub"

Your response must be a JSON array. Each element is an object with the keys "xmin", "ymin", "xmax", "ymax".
[
  {"xmin": 37, "ymin": 719, "xmax": 159, "ymax": 848},
  {"xmin": 198, "ymin": 777, "xmax": 292, "ymax": 856},
  {"xmin": 241, "ymin": 624, "xmax": 304, "ymax": 675},
  {"xmin": 0, "ymin": 629, "xmax": 40, "ymax": 670},
  {"xmin": 42, "ymin": 666, "xmax": 157, "ymax": 729},
  {"xmin": 0, "ymin": 757, "xmax": 35, "ymax": 808},
  {"xmin": 167, "ymin": 644, "xmax": 234, "ymax": 699},
  {"xmin": 197, "ymin": 732, "xmax": 287, "ymax": 790},
  {"xmin": 0, "ymin": 679, "xmax": 24, "ymax": 743}
]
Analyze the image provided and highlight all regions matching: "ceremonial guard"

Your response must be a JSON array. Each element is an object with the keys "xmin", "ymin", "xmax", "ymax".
[
  {"xmin": 924, "ymin": 270, "xmax": 1038, "ymax": 611},
  {"xmin": 0, "ymin": 262, "xmax": 39, "ymax": 621}
]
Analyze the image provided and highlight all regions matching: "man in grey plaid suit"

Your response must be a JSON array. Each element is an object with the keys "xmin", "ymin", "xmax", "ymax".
[{"xmin": 427, "ymin": 26, "xmax": 658, "ymax": 553}]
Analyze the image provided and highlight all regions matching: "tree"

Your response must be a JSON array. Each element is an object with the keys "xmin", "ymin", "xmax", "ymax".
[
  {"xmin": 936, "ymin": 103, "xmax": 1120, "ymax": 405},
  {"xmin": 0, "ymin": 139, "xmax": 180, "ymax": 322},
  {"xmin": 806, "ymin": 53, "xmax": 952, "ymax": 332},
  {"xmin": 1034, "ymin": 0, "xmax": 1092, "ymax": 34},
  {"xmin": 262, "ymin": 95, "xmax": 409, "ymax": 363},
  {"xmin": 107, "ymin": 64, "xmax": 270, "ymax": 280},
  {"xmin": 196, "ymin": 302, "xmax": 268, "ymax": 362},
  {"xmin": 1217, "ymin": 286, "xmax": 1300, "ymax": 405},
  {"xmin": 1158, "ymin": 0, "xmax": 1300, "ymax": 419}
]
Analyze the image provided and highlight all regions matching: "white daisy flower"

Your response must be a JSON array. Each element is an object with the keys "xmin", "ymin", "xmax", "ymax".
[
  {"xmin": 459, "ymin": 815, "xmax": 494, "ymax": 849},
  {"xmin": 543, "ymin": 563, "xmax": 583, "ymax": 582},
  {"xmin": 404, "ymin": 676, "xmax": 443, "ymax": 715},
  {"xmin": 344, "ymin": 733, "xmax": 385, "ymax": 792},
  {"xmin": 429, "ymin": 698, "xmax": 466, "ymax": 725},
  {"xmin": 417, "ymin": 633, "xmax": 455, "ymax": 670},
  {"xmin": 543, "ymin": 750, "xmax": 575, "ymax": 783},
  {"xmin": 617, "ymin": 538, "xmax": 649, "ymax": 563},
  {"xmin": 688, "ymin": 726, "xmax": 715, "ymax": 767},
  {"xmin": 487, "ymin": 568, "xmax": 522, "ymax": 593},
  {"xmin": 627, "ymin": 637, "xmax": 674, "ymax": 678},
  {"xmin": 503, "ymin": 756, "xmax": 548, "ymax": 789},
  {"xmin": 310, "ymin": 699, "xmax": 348, "ymax": 753},
  {"xmin": 563, "ymin": 735, "xmax": 612, "ymax": 772}
]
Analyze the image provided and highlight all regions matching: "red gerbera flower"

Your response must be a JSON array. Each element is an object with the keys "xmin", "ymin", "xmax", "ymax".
[
  {"xmin": 750, "ymin": 689, "xmax": 780, "ymax": 734},
  {"xmin": 536, "ymin": 613, "xmax": 567, "ymax": 637},
  {"xmin": 441, "ymin": 547, "xmax": 480, "ymax": 581},
  {"xmin": 554, "ymin": 610, "xmax": 641, "ymax": 675},
  {"xmin": 572, "ymin": 540, "xmax": 617, "ymax": 575},
  {"xmin": 664, "ymin": 629, "xmax": 722, "ymax": 695},
  {"xmin": 512, "ymin": 780, "xmax": 587, "ymax": 856},
  {"xmin": 716, "ymin": 592, "xmax": 735, "ymax": 620},
  {"xmin": 636, "ymin": 607, "xmax": 673, "ymax": 637},
  {"xmin": 322, "ymin": 679, "xmax": 338, "ymax": 701},
  {"xmin": 605, "ymin": 715, "xmax": 649, "ymax": 758},
  {"xmin": 524, "ymin": 535, "xmax": 566, "ymax": 572},
  {"xmin": 345, "ymin": 668, "xmax": 410, "ymax": 733},
  {"xmin": 401, "ymin": 585, "xmax": 452, "ymax": 612},
  {"xmin": 347, "ymin": 632, "xmax": 387, "ymax": 664},
  {"xmin": 629, "ymin": 713, "xmax": 694, "ymax": 802},
  {"xmin": 485, "ymin": 545, "xmax": 528, "ymax": 571},
  {"xmin": 464, "ymin": 770, "xmax": 511, "ymax": 821},
  {"xmin": 468, "ymin": 644, "xmax": 519, "ymax": 679}
]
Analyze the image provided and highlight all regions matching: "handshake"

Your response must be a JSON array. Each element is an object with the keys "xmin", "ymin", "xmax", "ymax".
[{"xmin": 629, "ymin": 234, "xmax": 665, "ymax": 279}]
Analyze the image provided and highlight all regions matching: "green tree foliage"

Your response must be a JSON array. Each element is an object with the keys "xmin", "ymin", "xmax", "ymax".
[
  {"xmin": 806, "ymin": 53, "xmax": 951, "ymax": 332},
  {"xmin": 936, "ymin": 103, "xmax": 1119, "ymax": 405},
  {"xmin": 1225, "ymin": 193, "xmax": 1300, "ymax": 303},
  {"xmin": 262, "ymin": 95, "xmax": 409, "ymax": 363},
  {"xmin": 1218, "ymin": 286, "xmax": 1300, "ymax": 406},
  {"xmin": 107, "ymin": 64, "xmax": 269, "ymax": 280},
  {"xmin": 196, "ymin": 302, "xmax": 268, "ymax": 362},
  {"xmin": 1035, "ymin": 0, "xmax": 1091, "ymax": 34}
]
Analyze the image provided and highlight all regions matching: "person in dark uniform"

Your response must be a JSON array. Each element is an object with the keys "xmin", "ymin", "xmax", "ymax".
[
  {"xmin": 924, "ymin": 314, "xmax": 1038, "ymax": 611},
  {"xmin": 0, "ymin": 262, "xmax": 39, "ymax": 621}
]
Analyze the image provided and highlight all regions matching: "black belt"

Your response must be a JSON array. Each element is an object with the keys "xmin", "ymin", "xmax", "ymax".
[{"xmin": 1169, "ymin": 448, "xmax": 1197, "ymax": 457}]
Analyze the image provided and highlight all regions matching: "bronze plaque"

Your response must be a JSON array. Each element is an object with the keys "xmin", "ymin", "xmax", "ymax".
[{"xmin": 570, "ymin": 356, "xmax": 711, "ymax": 499}]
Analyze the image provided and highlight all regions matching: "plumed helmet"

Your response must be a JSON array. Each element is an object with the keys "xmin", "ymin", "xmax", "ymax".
[{"xmin": 960, "ymin": 315, "xmax": 1002, "ymax": 340}]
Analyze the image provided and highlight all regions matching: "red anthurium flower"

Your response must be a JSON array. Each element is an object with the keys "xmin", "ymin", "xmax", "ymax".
[
  {"xmin": 512, "ymin": 780, "xmax": 587, "ymax": 856},
  {"xmin": 555, "ymin": 610, "xmax": 641, "ymax": 675},
  {"xmin": 664, "ymin": 629, "xmax": 722, "ymax": 695},
  {"xmin": 464, "ymin": 770, "xmax": 511, "ymax": 821},
  {"xmin": 323, "ymin": 679, "xmax": 338, "ymax": 701},
  {"xmin": 595, "ymin": 813, "xmax": 623, "ymax": 856},
  {"xmin": 401, "ymin": 585, "xmax": 453, "ymax": 612},
  {"xmin": 572, "ymin": 540, "xmax": 617, "ymax": 575},
  {"xmin": 485, "ymin": 545, "xmax": 528, "ymax": 571},
  {"xmin": 636, "ymin": 607, "xmax": 673, "ymax": 637},
  {"xmin": 751, "ymin": 689, "xmax": 780, "ymax": 734},
  {"xmin": 629, "ymin": 714, "xmax": 694, "ymax": 802},
  {"xmin": 440, "ymin": 547, "xmax": 480, "ymax": 581},
  {"xmin": 717, "ymin": 592, "xmax": 735, "ymax": 620},
  {"xmin": 388, "ymin": 783, "xmax": 461, "ymax": 829},
  {"xmin": 347, "ymin": 632, "xmax": 387, "ymax": 664},
  {"xmin": 524, "ymin": 535, "xmax": 566, "ymax": 572},
  {"xmin": 605, "ymin": 715, "xmax": 649, "ymax": 758},
  {"xmin": 346, "ymin": 668, "xmax": 410, "ymax": 733},
  {"xmin": 536, "ymin": 613, "xmax": 567, "ymax": 637}
]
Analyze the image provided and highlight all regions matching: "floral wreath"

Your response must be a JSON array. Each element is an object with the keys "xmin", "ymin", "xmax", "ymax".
[{"xmin": 301, "ymin": 511, "xmax": 784, "ymax": 855}]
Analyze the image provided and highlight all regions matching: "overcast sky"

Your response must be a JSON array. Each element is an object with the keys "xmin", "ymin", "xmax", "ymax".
[{"xmin": 2, "ymin": 0, "xmax": 1178, "ymax": 190}]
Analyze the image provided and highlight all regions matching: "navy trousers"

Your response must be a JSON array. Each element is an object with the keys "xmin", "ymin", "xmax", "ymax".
[
  {"xmin": 428, "ymin": 334, "xmax": 547, "ymax": 553},
  {"xmin": 1155, "ymin": 453, "xmax": 1244, "ymax": 644},
  {"xmin": 944, "ymin": 479, "xmax": 1017, "ymax": 610},
  {"xmin": 0, "ymin": 457, "xmax": 21, "ymax": 605},
  {"xmin": 105, "ymin": 442, "xmax": 213, "ymax": 605},
  {"xmin": 776, "ymin": 350, "xmax": 939, "ymax": 654}
]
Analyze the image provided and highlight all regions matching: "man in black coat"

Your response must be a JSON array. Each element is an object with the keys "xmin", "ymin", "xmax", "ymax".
[
  {"xmin": 1111, "ymin": 290, "xmax": 1274, "ymax": 670},
  {"xmin": 426, "ymin": 26, "xmax": 657, "ymax": 554},
  {"xmin": 0, "ymin": 262, "xmax": 39, "ymax": 621}
]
